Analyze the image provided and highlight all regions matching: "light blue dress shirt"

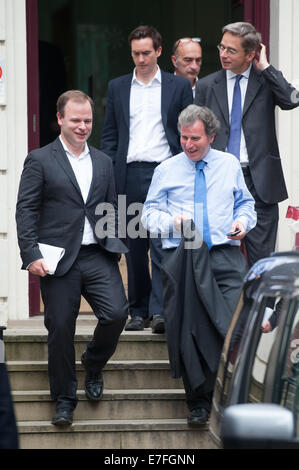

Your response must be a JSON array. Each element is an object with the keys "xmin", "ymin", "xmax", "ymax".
[{"xmin": 141, "ymin": 148, "xmax": 257, "ymax": 249}]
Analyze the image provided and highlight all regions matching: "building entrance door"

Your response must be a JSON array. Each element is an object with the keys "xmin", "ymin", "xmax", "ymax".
[{"xmin": 27, "ymin": 0, "xmax": 269, "ymax": 315}]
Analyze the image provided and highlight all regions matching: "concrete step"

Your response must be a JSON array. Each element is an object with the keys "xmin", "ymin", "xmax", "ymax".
[
  {"xmin": 7, "ymin": 360, "xmax": 183, "ymax": 391},
  {"xmin": 18, "ymin": 419, "xmax": 212, "ymax": 449},
  {"xmin": 4, "ymin": 329, "xmax": 168, "ymax": 362},
  {"xmin": 13, "ymin": 389, "xmax": 188, "ymax": 422},
  {"xmin": 4, "ymin": 317, "xmax": 211, "ymax": 450}
]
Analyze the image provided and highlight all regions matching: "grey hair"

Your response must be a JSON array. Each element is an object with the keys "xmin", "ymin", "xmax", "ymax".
[
  {"xmin": 222, "ymin": 22, "xmax": 261, "ymax": 54},
  {"xmin": 178, "ymin": 105, "xmax": 220, "ymax": 138}
]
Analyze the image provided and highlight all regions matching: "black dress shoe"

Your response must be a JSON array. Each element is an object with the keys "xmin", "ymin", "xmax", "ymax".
[
  {"xmin": 52, "ymin": 408, "xmax": 73, "ymax": 426},
  {"xmin": 81, "ymin": 352, "xmax": 104, "ymax": 401},
  {"xmin": 151, "ymin": 314, "xmax": 165, "ymax": 334},
  {"xmin": 187, "ymin": 407, "xmax": 209, "ymax": 426},
  {"xmin": 125, "ymin": 316, "xmax": 147, "ymax": 331}
]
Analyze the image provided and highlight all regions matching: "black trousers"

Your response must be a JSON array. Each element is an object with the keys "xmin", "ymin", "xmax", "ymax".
[
  {"xmin": 0, "ymin": 364, "xmax": 19, "ymax": 449},
  {"xmin": 242, "ymin": 167, "xmax": 279, "ymax": 268},
  {"xmin": 163, "ymin": 244, "xmax": 246, "ymax": 412},
  {"xmin": 125, "ymin": 163, "xmax": 164, "ymax": 319},
  {"xmin": 40, "ymin": 245, "xmax": 128, "ymax": 409}
]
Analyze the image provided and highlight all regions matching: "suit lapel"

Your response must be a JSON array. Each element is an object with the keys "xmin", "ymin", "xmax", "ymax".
[
  {"xmin": 161, "ymin": 71, "xmax": 175, "ymax": 128},
  {"xmin": 212, "ymin": 71, "xmax": 230, "ymax": 126},
  {"xmin": 86, "ymin": 147, "xmax": 101, "ymax": 204},
  {"xmin": 120, "ymin": 74, "xmax": 132, "ymax": 129},
  {"xmin": 243, "ymin": 66, "xmax": 263, "ymax": 117},
  {"xmin": 52, "ymin": 138, "xmax": 83, "ymax": 200}
]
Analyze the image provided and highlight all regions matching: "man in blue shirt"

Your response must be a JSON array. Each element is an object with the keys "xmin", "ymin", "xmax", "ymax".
[{"xmin": 142, "ymin": 105, "xmax": 256, "ymax": 426}]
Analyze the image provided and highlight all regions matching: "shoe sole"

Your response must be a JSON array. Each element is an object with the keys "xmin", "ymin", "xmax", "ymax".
[
  {"xmin": 52, "ymin": 417, "xmax": 72, "ymax": 426},
  {"xmin": 187, "ymin": 420, "xmax": 208, "ymax": 427},
  {"xmin": 125, "ymin": 326, "xmax": 144, "ymax": 331},
  {"xmin": 152, "ymin": 322, "xmax": 165, "ymax": 334}
]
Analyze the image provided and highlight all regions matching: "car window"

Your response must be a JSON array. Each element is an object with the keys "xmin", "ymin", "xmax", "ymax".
[
  {"xmin": 247, "ymin": 298, "xmax": 279, "ymax": 404},
  {"xmin": 279, "ymin": 302, "xmax": 299, "ymax": 436}
]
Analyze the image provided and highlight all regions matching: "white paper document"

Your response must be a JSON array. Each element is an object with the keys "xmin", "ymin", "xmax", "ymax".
[
  {"xmin": 38, "ymin": 243, "xmax": 65, "ymax": 275},
  {"xmin": 262, "ymin": 307, "xmax": 273, "ymax": 325}
]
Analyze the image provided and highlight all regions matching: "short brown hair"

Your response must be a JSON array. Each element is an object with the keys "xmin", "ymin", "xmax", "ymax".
[
  {"xmin": 222, "ymin": 22, "xmax": 261, "ymax": 54},
  {"xmin": 128, "ymin": 25, "xmax": 162, "ymax": 51},
  {"xmin": 56, "ymin": 90, "xmax": 94, "ymax": 117}
]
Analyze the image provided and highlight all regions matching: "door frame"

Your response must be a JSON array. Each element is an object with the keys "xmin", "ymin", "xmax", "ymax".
[
  {"xmin": 26, "ymin": 0, "xmax": 270, "ymax": 317},
  {"xmin": 26, "ymin": 0, "xmax": 41, "ymax": 316}
]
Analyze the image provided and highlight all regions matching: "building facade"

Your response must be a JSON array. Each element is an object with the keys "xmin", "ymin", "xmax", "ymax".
[{"xmin": 0, "ymin": 0, "xmax": 298, "ymax": 324}]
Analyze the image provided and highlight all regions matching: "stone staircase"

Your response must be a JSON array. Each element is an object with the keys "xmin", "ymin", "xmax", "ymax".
[{"xmin": 4, "ymin": 316, "xmax": 212, "ymax": 449}]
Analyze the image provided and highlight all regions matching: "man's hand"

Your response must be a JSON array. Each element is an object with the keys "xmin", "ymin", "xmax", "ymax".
[
  {"xmin": 28, "ymin": 258, "xmax": 49, "ymax": 277},
  {"xmin": 253, "ymin": 43, "xmax": 270, "ymax": 71},
  {"xmin": 261, "ymin": 320, "xmax": 272, "ymax": 334},
  {"xmin": 173, "ymin": 216, "xmax": 190, "ymax": 231},
  {"xmin": 227, "ymin": 221, "xmax": 246, "ymax": 240}
]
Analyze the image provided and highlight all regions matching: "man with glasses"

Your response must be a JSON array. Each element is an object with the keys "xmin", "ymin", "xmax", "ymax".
[
  {"xmin": 195, "ymin": 22, "xmax": 299, "ymax": 269},
  {"xmin": 171, "ymin": 37, "xmax": 202, "ymax": 99},
  {"xmin": 101, "ymin": 26, "xmax": 193, "ymax": 333}
]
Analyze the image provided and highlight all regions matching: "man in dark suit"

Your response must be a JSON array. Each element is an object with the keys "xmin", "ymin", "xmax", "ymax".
[
  {"xmin": 101, "ymin": 25, "xmax": 193, "ymax": 333},
  {"xmin": 195, "ymin": 22, "xmax": 299, "ymax": 268},
  {"xmin": 0, "ymin": 328, "xmax": 18, "ymax": 449},
  {"xmin": 16, "ymin": 90, "xmax": 128, "ymax": 426}
]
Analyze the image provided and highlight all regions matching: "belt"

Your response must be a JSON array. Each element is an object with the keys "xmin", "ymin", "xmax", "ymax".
[
  {"xmin": 240, "ymin": 163, "xmax": 249, "ymax": 168},
  {"xmin": 211, "ymin": 243, "xmax": 232, "ymax": 250},
  {"xmin": 241, "ymin": 164, "xmax": 250, "ymax": 175},
  {"xmin": 80, "ymin": 244, "xmax": 98, "ymax": 250},
  {"xmin": 127, "ymin": 162, "xmax": 160, "ymax": 168}
]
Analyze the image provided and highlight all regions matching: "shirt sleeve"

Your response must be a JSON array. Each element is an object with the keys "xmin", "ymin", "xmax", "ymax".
[
  {"xmin": 141, "ymin": 166, "xmax": 176, "ymax": 237},
  {"xmin": 233, "ymin": 165, "xmax": 257, "ymax": 233}
]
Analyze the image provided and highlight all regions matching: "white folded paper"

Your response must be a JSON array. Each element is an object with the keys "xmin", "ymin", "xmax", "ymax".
[
  {"xmin": 262, "ymin": 307, "xmax": 273, "ymax": 325},
  {"xmin": 38, "ymin": 243, "xmax": 65, "ymax": 275}
]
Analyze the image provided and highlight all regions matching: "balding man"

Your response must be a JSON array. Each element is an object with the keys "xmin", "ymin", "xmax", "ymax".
[{"xmin": 172, "ymin": 37, "xmax": 202, "ymax": 98}]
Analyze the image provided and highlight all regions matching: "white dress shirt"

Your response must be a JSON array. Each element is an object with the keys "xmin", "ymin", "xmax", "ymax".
[
  {"xmin": 60, "ymin": 136, "xmax": 97, "ymax": 245},
  {"xmin": 226, "ymin": 63, "xmax": 252, "ymax": 164},
  {"xmin": 192, "ymin": 76, "xmax": 199, "ymax": 99},
  {"xmin": 127, "ymin": 66, "xmax": 172, "ymax": 163}
]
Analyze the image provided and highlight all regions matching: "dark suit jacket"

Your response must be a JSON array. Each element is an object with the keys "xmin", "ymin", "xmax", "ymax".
[
  {"xmin": 16, "ymin": 137, "xmax": 128, "ymax": 276},
  {"xmin": 161, "ymin": 226, "xmax": 233, "ymax": 391},
  {"xmin": 195, "ymin": 65, "xmax": 299, "ymax": 204},
  {"xmin": 101, "ymin": 70, "xmax": 193, "ymax": 194},
  {"xmin": 0, "ymin": 363, "xmax": 18, "ymax": 449}
]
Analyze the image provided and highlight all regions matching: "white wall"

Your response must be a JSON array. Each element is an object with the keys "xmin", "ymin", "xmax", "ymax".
[
  {"xmin": 270, "ymin": 0, "xmax": 299, "ymax": 252},
  {"xmin": 0, "ymin": 0, "xmax": 29, "ymax": 325}
]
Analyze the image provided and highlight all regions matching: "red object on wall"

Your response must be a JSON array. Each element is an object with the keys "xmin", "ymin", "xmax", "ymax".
[{"xmin": 26, "ymin": 0, "xmax": 41, "ymax": 316}]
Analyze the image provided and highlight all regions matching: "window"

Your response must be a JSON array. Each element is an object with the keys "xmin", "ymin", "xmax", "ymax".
[
  {"xmin": 280, "ymin": 302, "xmax": 299, "ymax": 436},
  {"xmin": 247, "ymin": 297, "xmax": 279, "ymax": 403}
]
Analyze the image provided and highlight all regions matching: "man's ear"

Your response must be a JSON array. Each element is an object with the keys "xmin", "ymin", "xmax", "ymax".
[
  {"xmin": 56, "ymin": 112, "xmax": 62, "ymax": 125},
  {"xmin": 156, "ymin": 46, "xmax": 162, "ymax": 59},
  {"xmin": 171, "ymin": 55, "xmax": 177, "ymax": 69},
  {"xmin": 247, "ymin": 50, "xmax": 256, "ymax": 62}
]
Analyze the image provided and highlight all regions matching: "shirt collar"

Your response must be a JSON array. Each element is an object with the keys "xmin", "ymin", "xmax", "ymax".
[
  {"xmin": 174, "ymin": 72, "xmax": 198, "ymax": 85},
  {"xmin": 183, "ymin": 146, "xmax": 213, "ymax": 168},
  {"xmin": 132, "ymin": 65, "xmax": 161, "ymax": 86},
  {"xmin": 227, "ymin": 62, "xmax": 252, "ymax": 80},
  {"xmin": 59, "ymin": 135, "xmax": 90, "ymax": 159}
]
